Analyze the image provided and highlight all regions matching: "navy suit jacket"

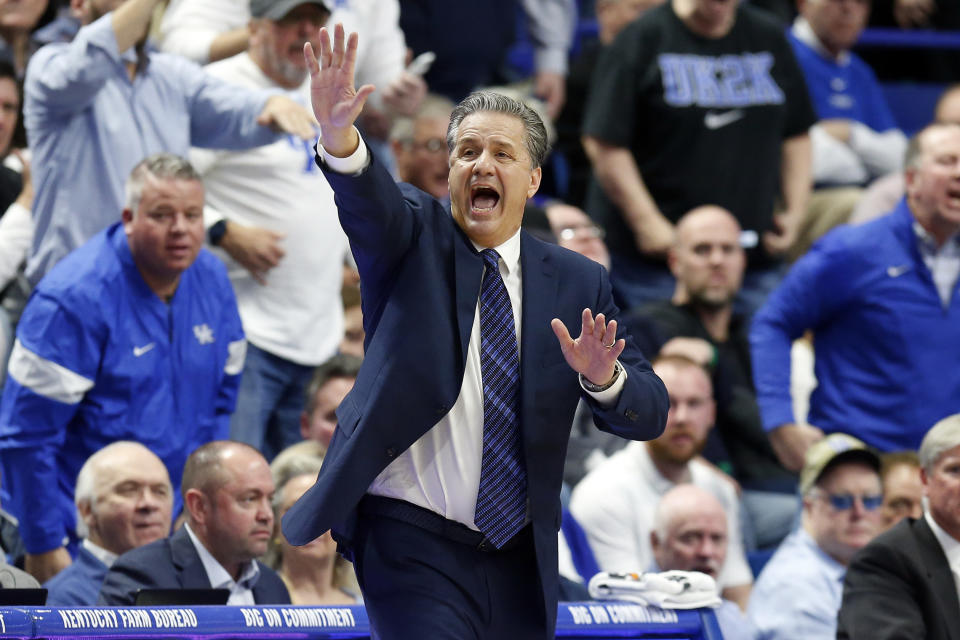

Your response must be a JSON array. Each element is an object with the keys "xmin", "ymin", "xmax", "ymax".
[
  {"xmin": 282, "ymin": 150, "xmax": 668, "ymax": 630},
  {"xmin": 44, "ymin": 545, "xmax": 107, "ymax": 606},
  {"xmin": 838, "ymin": 516, "xmax": 960, "ymax": 640},
  {"xmin": 97, "ymin": 527, "xmax": 290, "ymax": 606}
]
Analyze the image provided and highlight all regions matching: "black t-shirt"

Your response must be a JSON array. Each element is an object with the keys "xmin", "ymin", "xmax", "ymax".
[
  {"xmin": 555, "ymin": 40, "xmax": 603, "ymax": 209},
  {"xmin": 583, "ymin": 3, "xmax": 816, "ymax": 263},
  {"xmin": 636, "ymin": 300, "xmax": 796, "ymax": 490}
]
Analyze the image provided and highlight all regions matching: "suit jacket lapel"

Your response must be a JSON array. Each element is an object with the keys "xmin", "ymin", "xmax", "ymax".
[
  {"xmin": 170, "ymin": 527, "xmax": 213, "ymax": 589},
  {"xmin": 519, "ymin": 233, "xmax": 558, "ymax": 441},
  {"xmin": 915, "ymin": 517, "xmax": 960, "ymax": 639}
]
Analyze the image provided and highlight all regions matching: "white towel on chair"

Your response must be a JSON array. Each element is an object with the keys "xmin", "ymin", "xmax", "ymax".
[{"xmin": 587, "ymin": 570, "xmax": 722, "ymax": 609}]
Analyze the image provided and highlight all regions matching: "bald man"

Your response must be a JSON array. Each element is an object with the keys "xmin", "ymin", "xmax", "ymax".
[
  {"xmin": 571, "ymin": 354, "xmax": 753, "ymax": 610},
  {"xmin": 98, "ymin": 441, "xmax": 289, "ymax": 606},
  {"xmin": 634, "ymin": 206, "xmax": 797, "ymax": 549},
  {"xmin": 44, "ymin": 441, "xmax": 173, "ymax": 605},
  {"xmin": 651, "ymin": 485, "xmax": 758, "ymax": 639}
]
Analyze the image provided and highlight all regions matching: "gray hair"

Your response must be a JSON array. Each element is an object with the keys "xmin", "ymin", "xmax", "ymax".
[
  {"xmin": 919, "ymin": 414, "xmax": 960, "ymax": 473},
  {"xmin": 124, "ymin": 153, "xmax": 201, "ymax": 214},
  {"xmin": 389, "ymin": 93, "xmax": 455, "ymax": 143},
  {"xmin": 446, "ymin": 90, "xmax": 550, "ymax": 168},
  {"xmin": 74, "ymin": 441, "xmax": 168, "ymax": 539}
]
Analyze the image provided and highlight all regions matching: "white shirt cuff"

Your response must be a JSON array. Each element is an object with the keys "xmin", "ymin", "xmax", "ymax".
[
  {"xmin": 581, "ymin": 362, "xmax": 628, "ymax": 408},
  {"xmin": 318, "ymin": 128, "xmax": 369, "ymax": 174}
]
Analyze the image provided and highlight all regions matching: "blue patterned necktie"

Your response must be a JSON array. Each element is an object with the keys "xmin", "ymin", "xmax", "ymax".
[{"xmin": 474, "ymin": 248, "xmax": 527, "ymax": 548}]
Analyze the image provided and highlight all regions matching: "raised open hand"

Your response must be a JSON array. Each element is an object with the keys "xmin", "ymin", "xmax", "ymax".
[
  {"xmin": 551, "ymin": 308, "xmax": 624, "ymax": 387},
  {"xmin": 303, "ymin": 23, "xmax": 375, "ymax": 156}
]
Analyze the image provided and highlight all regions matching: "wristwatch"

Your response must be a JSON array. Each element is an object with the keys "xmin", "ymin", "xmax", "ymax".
[
  {"xmin": 207, "ymin": 219, "xmax": 227, "ymax": 246},
  {"xmin": 580, "ymin": 361, "xmax": 623, "ymax": 393}
]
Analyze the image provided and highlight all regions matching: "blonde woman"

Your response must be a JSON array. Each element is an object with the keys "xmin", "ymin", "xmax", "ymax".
[{"xmin": 267, "ymin": 442, "xmax": 359, "ymax": 605}]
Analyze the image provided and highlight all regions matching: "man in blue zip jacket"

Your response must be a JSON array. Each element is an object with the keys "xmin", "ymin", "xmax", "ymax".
[
  {"xmin": 0, "ymin": 154, "xmax": 245, "ymax": 582},
  {"xmin": 751, "ymin": 122, "xmax": 960, "ymax": 472}
]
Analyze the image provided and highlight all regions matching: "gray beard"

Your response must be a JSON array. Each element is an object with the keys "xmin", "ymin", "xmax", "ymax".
[{"xmin": 264, "ymin": 49, "xmax": 308, "ymax": 88}]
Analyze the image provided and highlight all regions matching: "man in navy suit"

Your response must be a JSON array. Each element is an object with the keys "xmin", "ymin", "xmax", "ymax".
[
  {"xmin": 99, "ymin": 441, "xmax": 289, "ymax": 606},
  {"xmin": 838, "ymin": 414, "xmax": 960, "ymax": 639},
  {"xmin": 282, "ymin": 25, "xmax": 669, "ymax": 639}
]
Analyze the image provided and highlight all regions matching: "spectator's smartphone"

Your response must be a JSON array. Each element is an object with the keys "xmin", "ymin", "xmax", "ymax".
[{"xmin": 406, "ymin": 52, "xmax": 436, "ymax": 77}]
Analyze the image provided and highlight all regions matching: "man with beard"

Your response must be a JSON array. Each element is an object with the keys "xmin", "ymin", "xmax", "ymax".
[
  {"xmin": 193, "ymin": 0, "xmax": 351, "ymax": 460},
  {"xmin": 635, "ymin": 206, "xmax": 797, "ymax": 549},
  {"xmin": 571, "ymin": 354, "xmax": 752, "ymax": 609},
  {"xmin": 22, "ymin": 0, "xmax": 317, "ymax": 285},
  {"xmin": 749, "ymin": 433, "xmax": 883, "ymax": 639},
  {"xmin": 99, "ymin": 441, "xmax": 290, "ymax": 606},
  {"xmin": 651, "ymin": 485, "xmax": 758, "ymax": 639}
]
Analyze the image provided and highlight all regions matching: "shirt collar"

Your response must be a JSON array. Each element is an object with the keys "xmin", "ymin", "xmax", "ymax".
[
  {"xmin": 913, "ymin": 220, "xmax": 960, "ymax": 253},
  {"xmin": 796, "ymin": 528, "xmax": 847, "ymax": 582},
  {"xmin": 470, "ymin": 228, "xmax": 522, "ymax": 276},
  {"xmin": 926, "ymin": 510, "xmax": 960, "ymax": 566},
  {"xmin": 183, "ymin": 523, "xmax": 260, "ymax": 592},
  {"xmin": 631, "ymin": 442, "xmax": 677, "ymax": 495},
  {"xmin": 791, "ymin": 16, "xmax": 850, "ymax": 65},
  {"xmin": 82, "ymin": 539, "xmax": 118, "ymax": 568}
]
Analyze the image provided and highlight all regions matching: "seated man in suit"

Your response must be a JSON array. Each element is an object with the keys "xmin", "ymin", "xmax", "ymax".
[
  {"xmin": 98, "ymin": 441, "xmax": 289, "ymax": 606},
  {"xmin": 878, "ymin": 451, "xmax": 923, "ymax": 532},
  {"xmin": 281, "ymin": 25, "xmax": 668, "ymax": 640},
  {"xmin": 45, "ymin": 442, "xmax": 173, "ymax": 605},
  {"xmin": 838, "ymin": 414, "xmax": 960, "ymax": 639}
]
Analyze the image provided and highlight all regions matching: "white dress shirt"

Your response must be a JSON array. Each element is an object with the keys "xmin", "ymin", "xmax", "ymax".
[
  {"xmin": 184, "ymin": 524, "xmax": 259, "ymax": 606},
  {"xmin": 321, "ymin": 132, "xmax": 625, "ymax": 530},
  {"xmin": 914, "ymin": 221, "xmax": 960, "ymax": 308},
  {"xmin": 925, "ymin": 510, "xmax": 960, "ymax": 598},
  {"xmin": 82, "ymin": 538, "xmax": 118, "ymax": 568}
]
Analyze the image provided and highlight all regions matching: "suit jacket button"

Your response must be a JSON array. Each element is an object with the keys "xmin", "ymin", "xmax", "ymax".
[
  {"xmin": 386, "ymin": 447, "xmax": 396, "ymax": 458},
  {"xmin": 624, "ymin": 409, "xmax": 638, "ymax": 422},
  {"xmin": 435, "ymin": 405, "xmax": 447, "ymax": 416}
]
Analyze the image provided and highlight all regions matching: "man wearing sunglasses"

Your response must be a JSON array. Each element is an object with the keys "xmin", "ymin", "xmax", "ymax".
[
  {"xmin": 838, "ymin": 415, "xmax": 960, "ymax": 639},
  {"xmin": 748, "ymin": 433, "xmax": 882, "ymax": 639}
]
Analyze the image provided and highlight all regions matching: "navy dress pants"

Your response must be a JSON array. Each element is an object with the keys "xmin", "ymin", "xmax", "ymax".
[{"xmin": 352, "ymin": 497, "xmax": 548, "ymax": 640}]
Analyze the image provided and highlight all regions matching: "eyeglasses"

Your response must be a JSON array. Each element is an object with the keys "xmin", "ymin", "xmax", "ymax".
[
  {"xmin": 407, "ymin": 138, "xmax": 446, "ymax": 154},
  {"xmin": 812, "ymin": 491, "xmax": 883, "ymax": 511},
  {"xmin": 558, "ymin": 224, "xmax": 605, "ymax": 241}
]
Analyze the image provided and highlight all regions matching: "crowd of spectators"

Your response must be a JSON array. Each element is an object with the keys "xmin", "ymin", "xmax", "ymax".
[{"xmin": 0, "ymin": 0, "xmax": 955, "ymax": 637}]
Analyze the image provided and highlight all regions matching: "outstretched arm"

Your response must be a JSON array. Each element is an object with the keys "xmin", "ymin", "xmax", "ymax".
[{"xmin": 304, "ymin": 24, "xmax": 376, "ymax": 158}]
